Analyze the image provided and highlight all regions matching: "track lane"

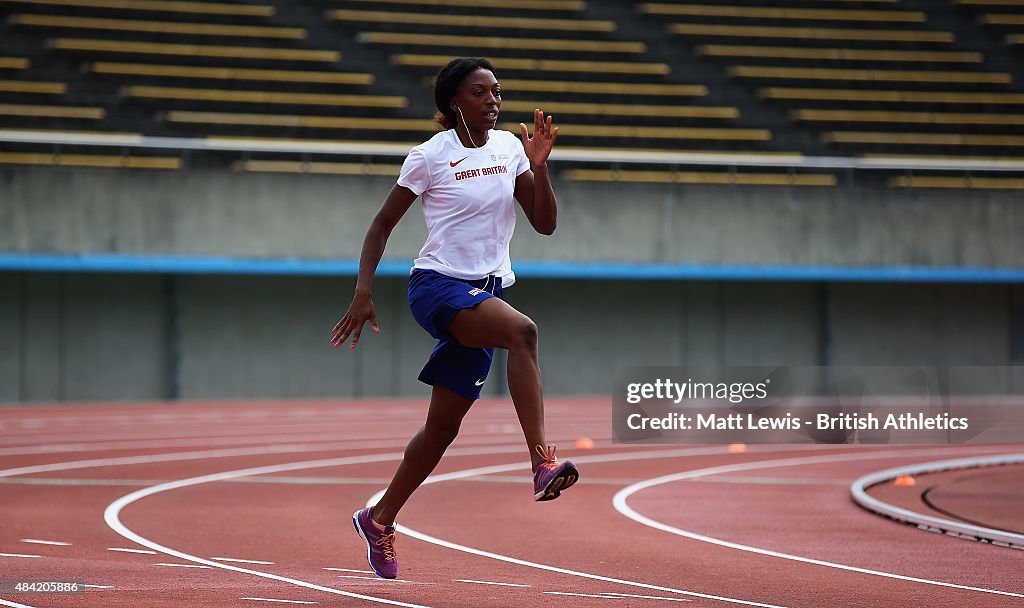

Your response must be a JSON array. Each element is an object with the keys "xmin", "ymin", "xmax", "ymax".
[{"xmin": 2, "ymin": 400, "xmax": 1021, "ymax": 608}]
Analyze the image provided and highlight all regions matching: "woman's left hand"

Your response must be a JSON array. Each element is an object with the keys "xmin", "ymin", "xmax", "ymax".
[{"xmin": 520, "ymin": 109, "xmax": 558, "ymax": 167}]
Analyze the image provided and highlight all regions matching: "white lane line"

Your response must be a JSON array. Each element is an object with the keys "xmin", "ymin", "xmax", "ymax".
[
  {"xmin": 0, "ymin": 598, "xmax": 41, "ymax": 608},
  {"xmin": 453, "ymin": 579, "xmax": 530, "ymax": 588},
  {"xmin": 0, "ymin": 431, "xmax": 412, "ymax": 457},
  {"xmin": 103, "ymin": 449, "xmax": 538, "ymax": 608},
  {"xmin": 211, "ymin": 557, "xmax": 275, "ymax": 565},
  {"xmin": 99, "ymin": 443, "xmax": 768, "ymax": 608},
  {"xmin": 337, "ymin": 575, "xmax": 387, "ymax": 581},
  {"xmin": 0, "ymin": 444, "xmax": 413, "ymax": 479},
  {"xmin": 241, "ymin": 599, "xmax": 317, "ymax": 605},
  {"xmin": 82, "ymin": 584, "xmax": 115, "ymax": 589},
  {"xmin": 373, "ymin": 448, "xmax": 800, "ymax": 608},
  {"xmin": 0, "ymin": 433, "xmax": 578, "ymax": 478},
  {"xmin": 153, "ymin": 563, "xmax": 213, "ymax": 569},
  {"xmin": 542, "ymin": 591, "xmax": 624, "ymax": 599},
  {"xmin": 7, "ymin": 442, "xmax": 556, "ymax": 608},
  {"xmin": 19, "ymin": 539, "xmax": 71, "ymax": 546},
  {"xmin": 336, "ymin": 575, "xmax": 421, "ymax": 584},
  {"xmin": 602, "ymin": 592, "xmax": 694, "ymax": 602},
  {"xmin": 0, "ymin": 553, "xmax": 42, "ymax": 558},
  {"xmin": 544, "ymin": 591, "xmax": 693, "ymax": 602},
  {"xmin": 0, "ymin": 412, "xmax": 537, "ymax": 450},
  {"xmin": 76, "ymin": 441, "xmax": 1014, "ymax": 607},
  {"xmin": 108, "ymin": 547, "xmax": 158, "ymax": 554},
  {"xmin": 3, "ymin": 478, "xmax": 162, "ymax": 487},
  {"xmin": 612, "ymin": 447, "xmax": 1024, "ymax": 599},
  {"xmin": 689, "ymin": 475, "xmax": 850, "ymax": 486},
  {"xmin": 323, "ymin": 567, "xmax": 374, "ymax": 574}
]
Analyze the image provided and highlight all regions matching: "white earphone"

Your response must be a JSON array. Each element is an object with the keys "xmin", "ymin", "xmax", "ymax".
[{"xmin": 453, "ymin": 101, "xmax": 480, "ymax": 149}]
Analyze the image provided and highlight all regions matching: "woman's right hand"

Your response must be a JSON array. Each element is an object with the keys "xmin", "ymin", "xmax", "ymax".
[
  {"xmin": 331, "ymin": 291, "xmax": 380, "ymax": 350},
  {"xmin": 331, "ymin": 184, "xmax": 417, "ymax": 351}
]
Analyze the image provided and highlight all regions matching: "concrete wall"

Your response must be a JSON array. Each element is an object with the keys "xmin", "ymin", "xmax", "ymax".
[
  {"xmin": 0, "ymin": 272, "xmax": 1015, "ymax": 402},
  {"xmin": 0, "ymin": 273, "xmax": 170, "ymax": 402},
  {"xmin": 2, "ymin": 167, "xmax": 1021, "ymax": 268},
  {"xmin": 1, "ymin": 166, "xmax": 1020, "ymax": 401}
]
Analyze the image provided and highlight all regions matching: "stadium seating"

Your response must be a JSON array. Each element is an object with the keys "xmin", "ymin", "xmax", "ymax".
[
  {"xmin": 0, "ymin": 0, "xmax": 1020, "ymax": 183},
  {"xmin": 644, "ymin": 0, "xmax": 1024, "ymax": 161}
]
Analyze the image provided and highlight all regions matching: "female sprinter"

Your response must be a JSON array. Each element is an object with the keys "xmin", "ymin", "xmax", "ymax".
[{"xmin": 329, "ymin": 57, "xmax": 579, "ymax": 579}]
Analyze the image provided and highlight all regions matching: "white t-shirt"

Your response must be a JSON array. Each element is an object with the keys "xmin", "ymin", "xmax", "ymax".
[{"xmin": 397, "ymin": 129, "xmax": 531, "ymax": 288}]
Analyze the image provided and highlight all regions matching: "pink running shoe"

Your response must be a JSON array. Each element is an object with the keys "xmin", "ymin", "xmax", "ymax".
[
  {"xmin": 533, "ymin": 444, "xmax": 579, "ymax": 501},
  {"xmin": 352, "ymin": 507, "xmax": 398, "ymax": 579}
]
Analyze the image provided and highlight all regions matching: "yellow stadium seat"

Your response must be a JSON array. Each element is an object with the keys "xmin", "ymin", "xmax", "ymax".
[
  {"xmin": 0, "ymin": 57, "xmax": 29, "ymax": 69},
  {"xmin": 349, "ymin": 0, "xmax": 585, "ymax": 9},
  {"xmin": 165, "ymin": 111, "xmax": 434, "ymax": 131},
  {"xmin": 862, "ymin": 153, "xmax": 1024, "ymax": 163},
  {"xmin": 393, "ymin": 54, "xmax": 669, "ymax": 75},
  {"xmin": 90, "ymin": 62, "xmax": 373, "ymax": 84},
  {"xmin": 358, "ymin": 32, "xmax": 645, "ymax": 53},
  {"xmin": 48, "ymin": 38, "xmax": 339, "ymax": 62},
  {"xmin": 641, "ymin": 3, "xmax": 924, "ymax": 22},
  {"xmin": 730, "ymin": 66, "xmax": 1010, "ymax": 84},
  {"xmin": 0, "ymin": 151, "xmax": 180, "ymax": 169},
  {"xmin": 9, "ymin": 14, "xmax": 305, "ymax": 38},
  {"xmin": 499, "ymin": 79, "xmax": 705, "ymax": 96},
  {"xmin": 794, "ymin": 109, "xmax": 1024, "ymax": 125},
  {"xmin": 982, "ymin": 13, "xmax": 1024, "ymax": 24},
  {"xmin": 955, "ymin": 0, "xmax": 1024, "ymax": 5},
  {"xmin": 668, "ymin": 23, "xmax": 953, "ymax": 42},
  {"xmin": 761, "ymin": 87, "xmax": 1024, "ymax": 104},
  {"xmin": 0, "ymin": 80, "xmax": 65, "ymax": 93},
  {"xmin": 825, "ymin": 131, "xmax": 1024, "ymax": 146},
  {"xmin": 123, "ymin": 85, "xmax": 407, "ymax": 107},
  {"xmin": 499, "ymin": 100, "xmax": 737, "ymax": 118},
  {"xmin": 234, "ymin": 160, "xmax": 402, "ymax": 175},
  {"xmin": 500, "ymin": 122, "xmax": 770, "ymax": 141},
  {"xmin": 327, "ymin": 9, "xmax": 615, "ymax": 32},
  {"xmin": 0, "ymin": 127, "xmax": 140, "ymax": 137},
  {"xmin": 0, "ymin": 0, "xmax": 274, "ymax": 16},
  {"xmin": 555, "ymin": 146, "xmax": 802, "ymax": 158},
  {"xmin": 698, "ymin": 45, "xmax": 981, "ymax": 63},
  {"xmin": 0, "ymin": 103, "xmax": 104, "ymax": 119},
  {"xmin": 889, "ymin": 176, "xmax": 1024, "ymax": 189},
  {"xmin": 563, "ymin": 168, "xmax": 835, "ymax": 186}
]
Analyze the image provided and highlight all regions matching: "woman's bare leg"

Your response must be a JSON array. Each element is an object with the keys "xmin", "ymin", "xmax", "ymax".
[
  {"xmin": 371, "ymin": 384, "xmax": 473, "ymax": 525},
  {"xmin": 448, "ymin": 297, "xmax": 547, "ymax": 472}
]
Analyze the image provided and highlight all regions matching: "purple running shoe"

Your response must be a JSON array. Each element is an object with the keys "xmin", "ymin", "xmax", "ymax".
[
  {"xmin": 352, "ymin": 506, "xmax": 398, "ymax": 579},
  {"xmin": 533, "ymin": 444, "xmax": 579, "ymax": 501}
]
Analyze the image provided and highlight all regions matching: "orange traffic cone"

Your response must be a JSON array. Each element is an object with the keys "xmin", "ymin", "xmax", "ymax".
[{"xmin": 574, "ymin": 437, "xmax": 595, "ymax": 449}]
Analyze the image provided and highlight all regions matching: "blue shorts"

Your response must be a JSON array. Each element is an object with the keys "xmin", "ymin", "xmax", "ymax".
[{"xmin": 408, "ymin": 269, "xmax": 504, "ymax": 401}]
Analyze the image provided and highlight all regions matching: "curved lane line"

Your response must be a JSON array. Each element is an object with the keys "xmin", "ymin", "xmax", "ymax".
[
  {"xmin": 0, "ymin": 599, "xmax": 40, "ymax": 608},
  {"xmin": 612, "ymin": 447, "xmax": 1024, "ymax": 599},
  {"xmin": 10, "ymin": 442, "xmax": 1009, "ymax": 606},
  {"xmin": 103, "ymin": 446, "xmax": 540, "ymax": 608},
  {"xmin": 384, "ymin": 446, "xmax": 860, "ymax": 608},
  {"xmin": 96, "ymin": 444, "xmax": 804, "ymax": 608}
]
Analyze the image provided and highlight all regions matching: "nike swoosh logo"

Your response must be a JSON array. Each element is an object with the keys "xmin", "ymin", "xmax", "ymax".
[
  {"xmin": 474, "ymin": 379, "xmax": 485, "ymax": 386},
  {"xmin": 450, "ymin": 157, "xmax": 469, "ymax": 167}
]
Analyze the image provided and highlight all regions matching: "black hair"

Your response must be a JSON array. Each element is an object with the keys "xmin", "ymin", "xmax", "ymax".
[{"xmin": 432, "ymin": 57, "xmax": 496, "ymax": 130}]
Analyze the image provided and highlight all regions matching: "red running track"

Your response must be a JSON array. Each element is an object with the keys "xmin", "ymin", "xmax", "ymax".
[{"xmin": 0, "ymin": 398, "xmax": 1021, "ymax": 608}]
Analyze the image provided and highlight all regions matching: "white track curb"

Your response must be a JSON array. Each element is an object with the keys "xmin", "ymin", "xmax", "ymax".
[{"xmin": 850, "ymin": 453, "xmax": 1024, "ymax": 550}]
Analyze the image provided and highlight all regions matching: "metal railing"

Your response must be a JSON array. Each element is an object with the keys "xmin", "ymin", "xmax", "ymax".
[{"xmin": 3, "ymin": 130, "xmax": 1024, "ymax": 172}]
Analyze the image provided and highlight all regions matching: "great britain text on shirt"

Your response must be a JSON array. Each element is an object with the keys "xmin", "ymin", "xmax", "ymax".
[{"xmin": 454, "ymin": 165, "xmax": 509, "ymax": 181}]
